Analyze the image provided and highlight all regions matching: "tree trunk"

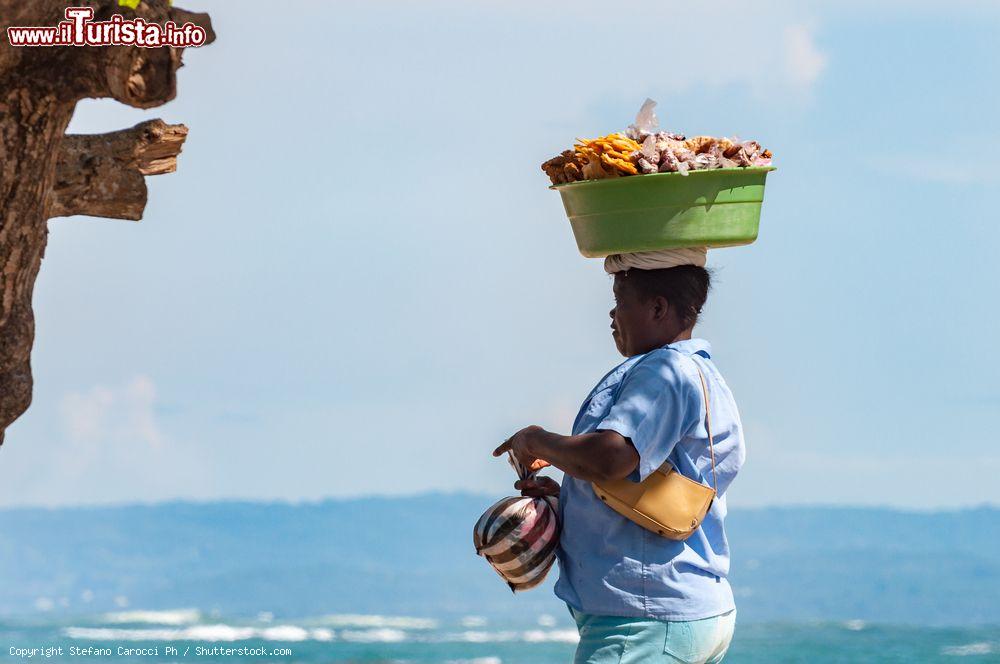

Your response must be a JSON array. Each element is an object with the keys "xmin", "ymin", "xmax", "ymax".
[
  {"xmin": 0, "ymin": 1, "xmax": 214, "ymax": 445},
  {"xmin": 0, "ymin": 91, "xmax": 73, "ymax": 438}
]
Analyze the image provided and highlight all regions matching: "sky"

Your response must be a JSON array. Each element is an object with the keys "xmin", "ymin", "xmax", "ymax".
[{"xmin": 0, "ymin": 0, "xmax": 997, "ymax": 509}]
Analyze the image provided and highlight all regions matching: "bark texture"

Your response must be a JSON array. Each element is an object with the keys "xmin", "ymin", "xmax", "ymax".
[
  {"xmin": 0, "ymin": 1, "xmax": 213, "ymax": 444},
  {"xmin": 49, "ymin": 120, "xmax": 189, "ymax": 221}
]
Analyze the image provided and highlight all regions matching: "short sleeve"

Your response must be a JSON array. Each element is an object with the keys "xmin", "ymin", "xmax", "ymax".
[{"xmin": 596, "ymin": 350, "xmax": 702, "ymax": 482}]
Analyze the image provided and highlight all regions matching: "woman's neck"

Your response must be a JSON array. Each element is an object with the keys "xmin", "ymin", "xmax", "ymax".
[
  {"xmin": 671, "ymin": 327, "xmax": 694, "ymax": 343},
  {"xmin": 633, "ymin": 327, "xmax": 694, "ymax": 355}
]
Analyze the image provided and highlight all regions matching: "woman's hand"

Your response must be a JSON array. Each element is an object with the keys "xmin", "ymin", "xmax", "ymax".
[
  {"xmin": 493, "ymin": 425, "xmax": 551, "ymax": 472},
  {"xmin": 515, "ymin": 476, "xmax": 560, "ymax": 498}
]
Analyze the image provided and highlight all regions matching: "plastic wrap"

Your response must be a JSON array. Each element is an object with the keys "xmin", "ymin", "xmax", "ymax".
[
  {"xmin": 624, "ymin": 97, "xmax": 659, "ymax": 141},
  {"xmin": 473, "ymin": 452, "xmax": 560, "ymax": 593}
]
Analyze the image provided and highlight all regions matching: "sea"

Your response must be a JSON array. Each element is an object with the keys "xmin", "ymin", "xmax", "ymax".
[
  {"xmin": 2, "ymin": 501, "xmax": 998, "ymax": 662},
  {"xmin": 1, "ymin": 610, "xmax": 998, "ymax": 664}
]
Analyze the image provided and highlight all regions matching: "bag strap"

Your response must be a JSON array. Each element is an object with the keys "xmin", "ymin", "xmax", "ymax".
[{"xmin": 690, "ymin": 356, "xmax": 718, "ymax": 493}]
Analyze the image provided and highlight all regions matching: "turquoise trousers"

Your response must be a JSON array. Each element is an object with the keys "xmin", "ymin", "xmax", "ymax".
[{"xmin": 569, "ymin": 605, "xmax": 736, "ymax": 664}]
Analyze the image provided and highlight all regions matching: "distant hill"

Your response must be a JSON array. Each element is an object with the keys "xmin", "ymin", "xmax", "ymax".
[{"xmin": 1, "ymin": 495, "xmax": 997, "ymax": 625}]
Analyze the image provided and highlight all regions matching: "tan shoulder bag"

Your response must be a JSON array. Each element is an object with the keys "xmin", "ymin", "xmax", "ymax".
[{"xmin": 591, "ymin": 358, "xmax": 717, "ymax": 540}]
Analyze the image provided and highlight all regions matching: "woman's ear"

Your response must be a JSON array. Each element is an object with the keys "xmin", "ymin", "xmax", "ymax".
[{"xmin": 651, "ymin": 295, "xmax": 670, "ymax": 322}]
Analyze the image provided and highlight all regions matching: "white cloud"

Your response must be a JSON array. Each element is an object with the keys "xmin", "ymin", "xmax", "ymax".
[
  {"xmin": 0, "ymin": 374, "xmax": 214, "ymax": 506},
  {"xmin": 60, "ymin": 375, "xmax": 165, "ymax": 449},
  {"xmin": 862, "ymin": 133, "xmax": 1000, "ymax": 184},
  {"xmin": 60, "ymin": 386, "xmax": 114, "ymax": 442},
  {"xmin": 533, "ymin": 7, "xmax": 832, "ymax": 102},
  {"xmin": 783, "ymin": 24, "xmax": 828, "ymax": 90}
]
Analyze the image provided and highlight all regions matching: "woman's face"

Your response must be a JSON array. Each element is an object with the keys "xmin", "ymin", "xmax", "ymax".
[
  {"xmin": 610, "ymin": 274, "xmax": 651, "ymax": 357},
  {"xmin": 610, "ymin": 272, "xmax": 699, "ymax": 357}
]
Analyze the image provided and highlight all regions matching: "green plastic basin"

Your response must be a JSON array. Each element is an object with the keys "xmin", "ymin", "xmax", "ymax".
[{"xmin": 551, "ymin": 166, "xmax": 775, "ymax": 257}]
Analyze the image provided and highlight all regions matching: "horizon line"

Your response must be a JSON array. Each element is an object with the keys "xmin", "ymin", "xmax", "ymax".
[{"xmin": 0, "ymin": 490, "xmax": 996, "ymax": 515}]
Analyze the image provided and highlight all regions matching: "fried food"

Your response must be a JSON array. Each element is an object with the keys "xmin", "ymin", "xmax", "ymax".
[
  {"xmin": 566, "ymin": 133, "xmax": 641, "ymax": 180},
  {"xmin": 541, "ymin": 150, "xmax": 586, "ymax": 185},
  {"xmin": 540, "ymin": 104, "xmax": 773, "ymax": 184}
]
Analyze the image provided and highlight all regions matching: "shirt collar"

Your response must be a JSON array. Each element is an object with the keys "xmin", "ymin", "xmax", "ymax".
[{"xmin": 665, "ymin": 337, "xmax": 712, "ymax": 358}]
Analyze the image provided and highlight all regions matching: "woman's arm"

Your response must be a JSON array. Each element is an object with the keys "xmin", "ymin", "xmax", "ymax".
[{"xmin": 493, "ymin": 425, "xmax": 640, "ymax": 483}]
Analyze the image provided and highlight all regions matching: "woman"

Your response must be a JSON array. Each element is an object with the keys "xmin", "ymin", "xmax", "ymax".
[{"xmin": 493, "ymin": 262, "xmax": 745, "ymax": 664}]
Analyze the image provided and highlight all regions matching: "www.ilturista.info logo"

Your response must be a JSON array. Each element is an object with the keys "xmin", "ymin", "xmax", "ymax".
[{"xmin": 6, "ymin": 7, "xmax": 207, "ymax": 48}]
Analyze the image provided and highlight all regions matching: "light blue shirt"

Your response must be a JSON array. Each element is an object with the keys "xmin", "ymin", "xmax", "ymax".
[{"xmin": 553, "ymin": 338, "xmax": 746, "ymax": 621}]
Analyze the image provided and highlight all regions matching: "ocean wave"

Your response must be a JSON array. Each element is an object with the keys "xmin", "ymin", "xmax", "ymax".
[
  {"xmin": 64, "ymin": 625, "xmax": 333, "ymax": 642},
  {"xmin": 63, "ymin": 624, "xmax": 580, "ymax": 646},
  {"xmin": 522, "ymin": 629, "xmax": 579, "ymax": 643},
  {"xmin": 440, "ymin": 630, "xmax": 579, "ymax": 644},
  {"xmin": 338, "ymin": 628, "xmax": 409, "ymax": 643},
  {"xmin": 445, "ymin": 630, "xmax": 516, "ymax": 643},
  {"xmin": 311, "ymin": 628, "xmax": 335, "ymax": 642},
  {"xmin": 312, "ymin": 614, "xmax": 438, "ymax": 630},
  {"xmin": 101, "ymin": 609, "xmax": 201, "ymax": 626},
  {"xmin": 445, "ymin": 659, "xmax": 502, "ymax": 664},
  {"xmin": 942, "ymin": 642, "xmax": 994, "ymax": 656}
]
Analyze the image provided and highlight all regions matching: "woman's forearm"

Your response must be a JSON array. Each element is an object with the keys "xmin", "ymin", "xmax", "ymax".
[{"xmin": 529, "ymin": 429, "xmax": 639, "ymax": 483}]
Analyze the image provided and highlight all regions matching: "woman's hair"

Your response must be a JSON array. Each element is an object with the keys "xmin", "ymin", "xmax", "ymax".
[{"xmin": 620, "ymin": 265, "xmax": 712, "ymax": 329}]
